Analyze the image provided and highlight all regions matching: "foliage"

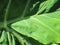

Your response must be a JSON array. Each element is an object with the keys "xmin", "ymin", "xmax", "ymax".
[{"xmin": 0, "ymin": 0, "xmax": 60, "ymax": 45}]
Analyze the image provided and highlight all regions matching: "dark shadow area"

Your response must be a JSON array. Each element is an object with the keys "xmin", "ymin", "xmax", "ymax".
[
  {"xmin": 15, "ymin": 37, "xmax": 21, "ymax": 45},
  {"xmin": 25, "ymin": 0, "xmax": 45, "ymax": 17},
  {"xmin": 0, "ymin": 0, "xmax": 8, "ymax": 22},
  {"xmin": 24, "ymin": 37, "xmax": 44, "ymax": 45}
]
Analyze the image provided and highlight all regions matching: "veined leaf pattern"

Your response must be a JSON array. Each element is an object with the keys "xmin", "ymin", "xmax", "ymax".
[{"xmin": 11, "ymin": 11, "xmax": 60, "ymax": 44}]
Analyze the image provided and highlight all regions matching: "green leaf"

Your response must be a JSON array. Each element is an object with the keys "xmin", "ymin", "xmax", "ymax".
[
  {"xmin": 0, "ymin": 31, "xmax": 7, "ymax": 45},
  {"xmin": 11, "ymin": 34, "xmax": 15, "ymax": 45},
  {"xmin": 12, "ymin": 31, "xmax": 32, "ymax": 45},
  {"xmin": 36, "ymin": 0, "xmax": 58, "ymax": 15},
  {"xmin": 0, "ymin": 31, "xmax": 7, "ymax": 43},
  {"xmin": 7, "ymin": 32, "xmax": 12, "ymax": 45},
  {"xmin": 44, "ymin": 0, "xmax": 58, "ymax": 12},
  {"xmin": 0, "ymin": 31, "xmax": 5, "ymax": 43},
  {"xmin": 7, "ymin": 32, "xmax": 16, "ymax": 45},
  {"xmin": 11, "ymin": 11, "xmax": 60, "ymax": 44}
]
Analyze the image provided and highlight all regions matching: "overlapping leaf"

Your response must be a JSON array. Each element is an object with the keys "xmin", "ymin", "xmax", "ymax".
[
  {"xmin": 11, "ymin": 11, "xmax": 60, "ymax": 44},
  {"xmin": 0, "ymin": 31, "xmax": 7, "ymax": 45},
  {"xmin": 36, "ymin": 0, "xmax": 58, "ymax": 14}
]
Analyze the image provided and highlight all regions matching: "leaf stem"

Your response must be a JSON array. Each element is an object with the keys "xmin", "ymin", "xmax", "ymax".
[
  {"xmin": 0, "ymin": 0, "xmax": 31, "ymax": 28},
  {"xmin": 6, "ymin": 0, "xmax": 31, "ymax": 24},
  {"xmin": 21, "ymin": 0, "xmax": 31, "ymax": 18},
  {"xmin": 4, "ymin": 0, "xmax": 11, "ymax": 28}
]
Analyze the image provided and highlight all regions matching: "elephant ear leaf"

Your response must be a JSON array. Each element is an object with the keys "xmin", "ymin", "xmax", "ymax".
[{"xmin": 11, "ymin": 11, "xmax": 60, "ymax": 44}]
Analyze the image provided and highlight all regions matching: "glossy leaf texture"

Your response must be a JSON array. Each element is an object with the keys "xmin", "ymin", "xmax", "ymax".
[{"xmin": 11, "ymin": 11, "xmax": 60, "ymax": 44}]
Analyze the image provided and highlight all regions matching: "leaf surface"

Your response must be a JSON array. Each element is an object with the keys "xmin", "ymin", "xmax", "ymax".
[{"xmin": 11, "ymin": 11, "xmax": 60, "ymax": 44}]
